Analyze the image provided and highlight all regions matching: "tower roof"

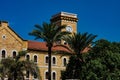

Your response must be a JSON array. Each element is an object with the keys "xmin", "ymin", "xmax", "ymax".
[
  {"xmin": 50, "ymin": 12, "xmax": 78, "ymax": 22},
  {"xmin": 52, "ymin": 12, "xmax": 77, "ymax": 18}
]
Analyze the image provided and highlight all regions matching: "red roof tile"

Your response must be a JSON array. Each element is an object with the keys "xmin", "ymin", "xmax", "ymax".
[{"xmin": 28, "ymin": 41, "xmax": 71, "ymax": 53}]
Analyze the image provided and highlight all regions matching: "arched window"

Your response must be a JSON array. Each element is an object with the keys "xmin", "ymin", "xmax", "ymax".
[
  {"xmin": 45, "ymin": 56, "xmax": 49, "ymax": 64},
  {"xmin": 26, "ymin": 71, "xmax": 29, "ymax": 78},
  {"xmin": 56, "ymin": 40, "xmax": 61, "ymax": 44},
  {"xmin": 34, "ymin": 73, "xmax": 37, "ymax": 79},
  {"xmin": 2, "ymin": 50, "xmax": 6, "ymax": 59},
  {"xmin": 34, "ymin": 55, "xmax": 37, "ymax": 63},
  {"xmin": 13, "ymin": 51, "xmax": 16, "ymax": 58},
  {"xmin": 52, "ymin": 72, "xmax": 56, "ymax": 80},
  {"xmin": 45, "ymin": 71, "xmax": 48, "ymax": 79},
  {"xmin": 52, "ymin": 57, "xmax": 56, "ymax": 65},
  {"xmin": 63, "ymin": 58, "xmax": 67, "ymax": 66},
  {"xmin": 26, "ymin": 54, "xmax": 30, "ymax": 61},
  {"xmin": 63, "ymin": 41, "xmax": 67, "ymax": 45}
]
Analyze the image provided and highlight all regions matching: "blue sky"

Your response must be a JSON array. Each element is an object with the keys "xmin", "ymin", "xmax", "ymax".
[{"xmin": 0, "ymin": 0, "xmax": 120, "ymax": 42}]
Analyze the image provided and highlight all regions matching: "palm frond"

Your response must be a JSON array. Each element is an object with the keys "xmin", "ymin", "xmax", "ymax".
[
  {"xmin": 0, "ymin": 49, "xmax": 41, "ymax": 80},
  {"xmin": 16, "ymin": 51, "xmax": 27, "ymax": 61},
  {"xmin": 23, "ymin": 61, "xmax": 41, "ymax": 80},
  {"xmin": 63, "ymin": 32, "xmax": 97, "ymax": 54},
  {"xmin": 34, "ymin": 24, "xmax": 43, "ymax": 31},
  {"xmin": 29, "ymin": 22, "xmax": 69, "ymax": 44},
  {"xmin": 53, "ymin": 44, "xmax": 74, "ymax": 54},
  {"xmin": 54, "ymin": 31, "xmax": 71, "ymax": 42}
]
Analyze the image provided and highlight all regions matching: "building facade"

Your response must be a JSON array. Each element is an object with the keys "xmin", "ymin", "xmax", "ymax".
[{"xmin": 0, "ymin": 12, "xmax": 78, "ymax": 80}]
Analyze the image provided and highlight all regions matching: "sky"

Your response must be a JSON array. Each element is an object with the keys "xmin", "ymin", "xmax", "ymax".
[{"xmin": 0, "ymin": 0, "xmax": 120, "ymax": 42}]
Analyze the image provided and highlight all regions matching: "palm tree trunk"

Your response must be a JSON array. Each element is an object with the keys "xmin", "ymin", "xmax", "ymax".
[
  {"xmin": 48, "ymin": 46, "xmax": 52, "ymax": 80},
  {"xmin": 14, "ymin": 72, "xmax": 17, "ymax": 80},
  {"xmin": 8, "ymin": 78, "xmax": 12, "ymax": 80}
]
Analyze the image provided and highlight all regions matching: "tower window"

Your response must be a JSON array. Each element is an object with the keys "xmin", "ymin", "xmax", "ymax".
[{"xmin": 2, "ymin": 50, "xmax": 6, "ymax": 59}]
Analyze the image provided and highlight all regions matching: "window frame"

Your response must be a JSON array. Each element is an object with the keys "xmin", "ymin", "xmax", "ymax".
[
  {"xmin": 1, "ymin": 49, "xmax": 7, "ymax": 59},
  {"xmin": 25, "ymin": 53, "xmax": 31, "ymax": 61},
  {"xmin": 33, "ymin": 54, "xmax": 38, "ymax": 64},
  {"xmin": 26, "ymin": 71, "xmax": 30, "ymax": 79},
  {"xmin": 52, "ymin": 71, "xmax": 57, "ymax": 80},
  {"xmin": 62, "ymin": 57, "xmax": 67, "ymax": 67},
  {"xmin": 44, "ymin": 70, "xmax": 48, "ymax": 80},
  {"xmin": 44, "ymin": 70, "xmax": 57, "ymax": 80},
  {"xmin": 2, "ymin": 35, "xmax": 6, "ymax": 39},
  {"xmin": 11, "ymin": 50, "xmax": 18, "ymax": 58},
  {"xmin": 45, "ymin": 55, "xmax": 49, "ymax": 64},
  {"xmin": 52, "ymin": 56, "xmax": 57, "ymax": 66}
]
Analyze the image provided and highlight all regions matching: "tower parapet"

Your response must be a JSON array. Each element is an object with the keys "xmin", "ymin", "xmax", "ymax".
[{"xmin": 51, "ymin": 12, "xmax": 78, "ymax": 23}]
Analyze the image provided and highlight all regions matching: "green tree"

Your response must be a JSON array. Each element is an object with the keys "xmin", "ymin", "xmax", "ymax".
[
  {"xmin": 0, "ymin": 51, "xmax": 40, "ymax": 80},
  {"xmin": 61, "ymin": 32, "xmax": 97, "ymax": 79},
  {"xmin": 81, "ymin": 39, "xmax": 120, "ymax": 80},
  {"xmin": 29, "ymin": 22, "xmax": 70, "ymax": 80}
]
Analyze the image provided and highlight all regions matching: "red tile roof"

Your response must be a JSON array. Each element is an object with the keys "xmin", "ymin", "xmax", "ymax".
[{"xmin": 28, "ymin": 41, "xmax": 71, "ymax": 53}]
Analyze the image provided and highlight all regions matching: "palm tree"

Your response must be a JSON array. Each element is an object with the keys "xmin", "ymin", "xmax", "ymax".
[
  {"xmin": 61, "ymin": 32, "xmax": 97, "ymax": 79},
  {"xmin": 62, "ymin": 32, "xmax": 97, "ymax": 60},
  {"xmin": 29, "ymin": 22, "xmax": 70, "ymax": 80},
  {"xmin": 0, "ymin": 51, "xmax": 40, "ymax": 80}
]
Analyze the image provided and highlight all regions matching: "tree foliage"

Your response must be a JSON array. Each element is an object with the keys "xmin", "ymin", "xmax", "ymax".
[
  {"xmin": 82, "ymin": 39, "xmax": 120, "ymax": 80},
  {"xmin": 61, "ymin": 32, "xmax": 97, "ymax": 80},
  {"xmin": 61, "ymin": 39, "xmax": 120, "ymax": 80},
  {"xmin": 61, "ymin": 32, "xmax": 97, "ymax": 63},
  {"xmin": 0, "ymin": 51, "xmax": 40, "ymax": 80}
]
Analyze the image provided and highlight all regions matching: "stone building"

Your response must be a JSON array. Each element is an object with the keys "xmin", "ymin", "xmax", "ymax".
[{"xmin": 0, "ymin": 12, "xmax": 78, "ymax": 80}]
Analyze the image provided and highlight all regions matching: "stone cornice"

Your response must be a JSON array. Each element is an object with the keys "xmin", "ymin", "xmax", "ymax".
[{"xmin": 51, "ymin": 15, "xmax": 78, "ymax": 22}]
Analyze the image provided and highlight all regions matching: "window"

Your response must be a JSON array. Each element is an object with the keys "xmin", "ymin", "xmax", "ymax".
[
  {"xmin": 56, "ymin": 40, "xmax": 61, "ymax": 44},
  {"xmin": 26, "ymin": 71, "xmax": 29, "ymax": 78},
  {"xmin": 13, "ymin": 51, "xmax": 17, "ymax": 58},
  {"xmin": 2, "ymin": 35, "xmax": 6, "ymax": 39},
  {"xmin": 52, "ymin": 72, "xmax": 56, "ymax": 80},
  {"xmin": 34, "ymin": 55, "xmax": 37, "ymax": 63},
  {"xmin": 64, "ymin": 41, "xmax": 67, "ymax": 45},
  {"xmin": 2, "ymin": 50, "xmax": 6, "ymax": 59},
  {"xmin": 45, "ymin": 71, "xmax": 48, "ymax": 79},
  {"xmin": 45, "ymin": 71, "xmax": 56, "ymax": 80},
  {"xmin": 26, "ymin": 54, "xmax": 30, "ymax": 61},
  {"xmin": 52, "ymin": 57, "xmax": 56, "ymax": 65},
  {"xmin": 63, "ymin": 58, "xmax": 67, "ymax": 66},
  {"xmin": 45, "ymin": 56, "xmax": 49, "ymax": 64},
  {"xmin": 34, "ymin": 73, "xmax": 37, "ymax": 79}
]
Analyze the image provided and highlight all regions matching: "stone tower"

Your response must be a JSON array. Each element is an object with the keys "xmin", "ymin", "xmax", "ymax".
[{"xmin": 50, "ymin": 12, "xmax": 78, "ymax": 44}]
